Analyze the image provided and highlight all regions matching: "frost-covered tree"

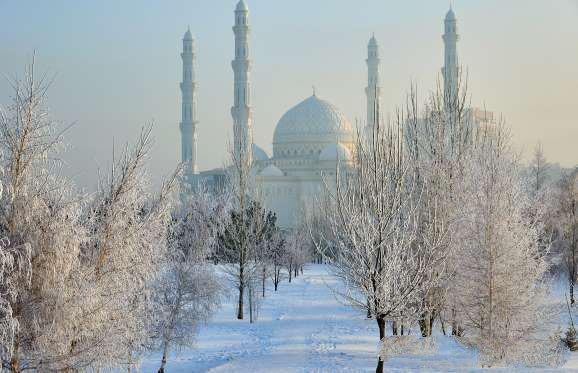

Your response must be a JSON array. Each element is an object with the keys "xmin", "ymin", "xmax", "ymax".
[
  {"xmin": 0, "ymin": 239, "xmax": 31, "ymax": 364},
  {"xmin": 269, "ymin": 231, "xmax": 286, "ymax": 291},
  {"xmin": 557, "ymin": 169, "xmax": 578, "ymax": 304},
  {"xmin": 0, "ymin": 59, "xmax": 88, "ymax": 371},
  {"xmin": 529, "ymin": 142, "xmax": 551, "ymax": 194},
  {"xmin": 80, "ymin": 126, "xmax": 176, "ymax": 370},
  {"xmin": 450, "ymin": 125, "xmax": 557, "ymax": 366},
  {"xmin": 285, "ymin": 225, "xmax": 310, "ymax": 282},
  {"xmin": 0, "ymin": 59, "xmax": 176, "ymax": 371},
  {"xmin": 254, "ymin": 209, "xmax": 277, "ymax": 298},
  {"xmin": 151, "ymin": 187, "xmax": 224, "ymax": 373},
  {"xmin": 523, "ymin": 144, "xmax": 556, "ymax": 269},
  {"xmin": 319, "ymin": 120, "xmax": 447, "ymax": 373},
  {"xmin": 218, "ymin": 199, "xmax": 275, "ymax": 322},
  {"xmin": 0, "ymin": 143, "xmax": 32, "ymax": 363},
  {"xmin": 220, "ymin": 134, "xmax": 252, "ymax": 320},
  {"xmin": 404, "ymin": 79, "xmax": 474, "ymax": 337}
]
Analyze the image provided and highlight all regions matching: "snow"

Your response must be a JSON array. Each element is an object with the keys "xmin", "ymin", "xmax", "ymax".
[{"xmin": 139, "ymin": 265, "xmax": 578, "ymax": 372}]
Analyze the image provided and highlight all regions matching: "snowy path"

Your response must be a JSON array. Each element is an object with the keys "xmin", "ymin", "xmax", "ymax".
[{"xmin": 140, "ymin": 265, "xmax": 576, "ymax": 372}]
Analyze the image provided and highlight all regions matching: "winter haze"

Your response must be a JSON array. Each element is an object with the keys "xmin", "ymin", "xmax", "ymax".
[{"xmin": 1, "ymin": 0, "xmax": 577, "ymax": 190}]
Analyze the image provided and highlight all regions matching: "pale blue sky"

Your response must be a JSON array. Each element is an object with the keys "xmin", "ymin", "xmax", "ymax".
[{"xmin": 1, "ymin": 0, "xmax": 577, "ymax": 189}]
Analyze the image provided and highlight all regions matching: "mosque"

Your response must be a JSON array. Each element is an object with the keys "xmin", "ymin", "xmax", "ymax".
[{"xmin": 178, "ymin": 1, "xmax": 489, "ymax": 228}]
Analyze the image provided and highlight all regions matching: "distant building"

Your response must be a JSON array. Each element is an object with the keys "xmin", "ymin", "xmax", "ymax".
[{"xmin": 178, "ymin": 2, "xmax": 492, "ymax": 228}]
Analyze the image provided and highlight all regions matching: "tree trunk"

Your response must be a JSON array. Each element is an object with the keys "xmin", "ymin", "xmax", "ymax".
[
  {"xmin": 273, "ymin": 267, "xmax": 280, "ymax": 291},
  {"xmin": 288, "ymin": 263, "xmax": 292, "ymax": 283},
  {"xmin": 440, "ymin": 318, "xmax": 446, "ymax": 336},
  {"xmin": 569, "ymin": 214, "xmax": 576, "ymax": 304},
  {"xmin": 568, "ymin": 271, "xmax": 574, "ymax": 304},
  {"xmin": 366, "ymin": 298, "xmax": 372, "ymax": 318},
  {"xmin": 262, "ymin": 268, "xmax": 266, "ymax": 298},
  {"xmin": 419, "ymin": 311, "xmax": 432, "ymax": 337},
  {"xmin": 249, "ymin": 285, "xmax": 254, "ymax": 324},
  {"xmin": 451, "ymin": 308, "xmax": 463, "ymax": 337},
  {"xmin": 10, "ymin": 337, "xmax": 20, "ymax": 373},
  {"xmin": 158, "ymin": 341, "xmax": 169, "ymax": 373},
  {"xmin": 376, "ymin": 316, "xmax": 386, "ymax": 373},
  {"xmin": 237, "ymin": 283, "xmax": 244, "ymax": 320}
]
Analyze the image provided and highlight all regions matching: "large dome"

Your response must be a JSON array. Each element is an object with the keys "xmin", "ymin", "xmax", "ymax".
[{"xmin": 273, "ymin": 95, "xmax": 353, "ymax": 159}]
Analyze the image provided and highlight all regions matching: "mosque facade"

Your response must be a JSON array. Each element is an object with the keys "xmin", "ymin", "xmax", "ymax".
[{"xmin": 179, "ymin": 2, "xmax": 489, "ymax": 228}]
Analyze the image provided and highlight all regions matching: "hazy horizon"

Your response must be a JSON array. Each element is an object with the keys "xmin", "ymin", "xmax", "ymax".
[{"xmin": 2, "ymin": 0, "xmax": 577, "ymax": 190}]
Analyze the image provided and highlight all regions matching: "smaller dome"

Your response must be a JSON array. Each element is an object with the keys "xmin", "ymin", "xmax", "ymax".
[
  {"xmin": 236, "ymin": 0, "xmax": 248, "ymax": 12},
  {"xmin": 445, "ymin": 8, "xmax": 456, "ymax": 21},
  {"xmin": 252, "ymin": 144, "xmax": 269, "ymax": 161},
  {"xmin": 319, "ymin": 143, "xmax": 352, "ymax": 162},
  {"xmin": 259, "ymin": 164, "xmax": 284, "ymax": 177}
]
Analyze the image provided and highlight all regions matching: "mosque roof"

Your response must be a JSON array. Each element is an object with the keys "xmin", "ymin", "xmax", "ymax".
[{"xmin": 273, "ymin": 94, "xmax": 353, "ymax": 148}]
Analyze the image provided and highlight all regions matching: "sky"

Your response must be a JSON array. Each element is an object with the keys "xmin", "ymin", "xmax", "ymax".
[{"xmin": 1, "ymin": 0, "xmax": 577, "ymax": 190}]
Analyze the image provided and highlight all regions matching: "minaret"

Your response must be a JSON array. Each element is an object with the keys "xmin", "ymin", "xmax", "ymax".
[
  {"xmin": 231, "ymin": 0, "xmax": 253, "ymax": 166},
  {"xmin": 180, "ymin": 27, "xmax": 198, "ymax": 177},
  {"xmin": 365, "ymin": 34, "xmax": 381, "ymax": 136},
  {"xmin": 442, "ymin": 6, "xmax": 459, "ymax": 107}
]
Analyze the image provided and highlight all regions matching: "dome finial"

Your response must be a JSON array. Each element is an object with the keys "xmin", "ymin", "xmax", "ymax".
[
  {"xmin": 236, "ymin": 0, "xmax": 249, "ymax": 12},
  {"xmin": 183, "ymin": 27, "xmax": 193, "ymax": 40},
  {"xmin": 312, "ymin": 85, "xmax": 316, "ymax": 97},
  {"xmin": 446, "ymin": 2, "xmax": 456, "ymax": 20},
  {"xmin": 369, "ymin": 33, "xmax": 378, "ymax": 47}
]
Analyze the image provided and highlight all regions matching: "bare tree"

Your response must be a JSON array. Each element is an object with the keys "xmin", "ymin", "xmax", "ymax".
[
  {"xmin": 219, "ymin": 133, "xmax": 252, "ymax": 320},
  {"xmin": 558, "ymin": 169, "xmax": 578, "ymax": 304},
  {"xmin": 218, "ymin": 199, "xmax": 275, "ymax": 323},
  {"xmin": 0, "ymin": 58, "xmax": 87, "ymax": 371},
  {"xmin": 529, "ymin": 142, "xmax": 551, "ymax": 194},
  {"xmin": 254, "ymin": 210, "xmax": 277, "ymax": 298},
  {"xmin": 151, "ymin": 186, "xmax": 224, "ymax": 373},
  {"xmin": 80, "ymin": 126, "xmax": 176, "ymax": 370},
  {"xmin": 0, "ymin": 59, "xmax": 176, "ymax": 371},
  {"xmin": 450, "ymin": 125, "xmax": 558, "ymax": 367},
  {"xmin": 404, "ymin": 77, "xmax": 474, "ymax": 337},
  {"xmin": 317, "ymin": 119, "xmax": 447, "ymax": 373},
  {"xmin": 269, "ymin": 231, "xmax": 286, "ymax": 292},
  {"xmin": 0, "ymin": 239, "xmax": 31, "ymax": 365},
  {"xmin": 285, "ymin": 225, "xmax": 310, "ymax": 282}
]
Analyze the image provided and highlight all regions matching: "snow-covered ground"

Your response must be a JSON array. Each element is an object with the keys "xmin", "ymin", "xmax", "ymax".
[{"xmin": 140, "ymin": 264, "xmax": 578, "ymax": 372}]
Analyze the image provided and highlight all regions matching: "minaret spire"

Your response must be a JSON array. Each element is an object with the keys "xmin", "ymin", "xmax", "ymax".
[
  {"xmin": 231, "ymin": 0, "xmax": 253, "ymax": 167},
  {"xmin": 365, "ymin": 34, "xmax": 381, "ymax": 136},
  {"xmin": 180, "ymin": 28, "xmax": 198, "ymax": 178},
  {"xmin": 442, "ymin": 6, "xmax": 459, "ymax": 107}
]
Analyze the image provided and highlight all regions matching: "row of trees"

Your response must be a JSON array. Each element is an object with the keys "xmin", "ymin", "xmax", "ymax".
[
  {"xmin": 527, "ymin": 144, "xmax": 578, "ymax": 306},
  {"xmin": 312, "ymin": 81, "xmax": 562, "ymax": 371},
  {"xmin": 0, "ymin": 60, "xmax": 314, "ymax": 372},
  {"xmin": 0, "ymin": 61, "xmax": 188, "ymax": 371},
  {"xmin": 219, "ymin": 123, "xmax": 311, "ymax": 323}
]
